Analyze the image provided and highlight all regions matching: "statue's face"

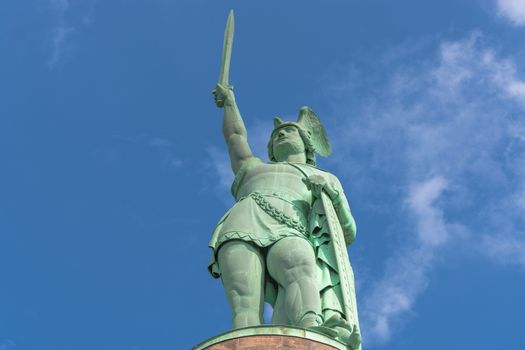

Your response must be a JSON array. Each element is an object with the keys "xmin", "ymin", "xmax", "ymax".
[{"xmin": 272, "ymin": 125, "xmax": 306, "ymax": 161}]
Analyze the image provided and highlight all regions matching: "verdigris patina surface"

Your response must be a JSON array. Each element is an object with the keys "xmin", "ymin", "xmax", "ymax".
[{"xmin": 207, "ymin": 10, "xmax": 361, "ymax": 350}]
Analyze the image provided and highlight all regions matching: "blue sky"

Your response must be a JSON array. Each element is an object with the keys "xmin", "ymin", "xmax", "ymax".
[{"xmin": 1, "ymin": 1, "xmax": 525, "ymax": 349}]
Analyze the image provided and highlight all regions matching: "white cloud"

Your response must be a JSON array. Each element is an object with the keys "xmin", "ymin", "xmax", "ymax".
[
  {"xmin": 363, "ymin": 177, "xmax": 450, "ymax": 343},
  {"xmin": 0, "ymin": 338, "xmax": 16, "ymax": 350},
  {"xmin": 107, "ymin": 135, "xmax": 183, "ymax": 169},
  {"xmin": 206, "ymin": 147, "xmax": 234, "ymax": 193},
  {"xmin": 327, "ymin": 33, "xmax": 525, "ymax": 344},
  {"xmin": 148, "ymin": 137, "xmax": 183, "ymax": 169},
  {"xmin": 363, "ymin": 246, "xmax": 433, "ymax": 342},
  {"xmin": 407, "ymin": 177, "xmax": 448, "ymax": 246},
  {"xmin": 497, "ymin": 0, "xmax": 525, "ymax": 25},
  {"xmin": 49, "ymin": 0, "xmax": 70, "ymax": 12},
  {"xmin": 48, "ymin": 25, "xmax": 74, "ymax": 69},
  {"xmin": 149, "ymin": 137, "xmax": 171, "ymax": 147},
  {"xmin": 482, "ymin": 235, "xmax": 525, "ymax": 267},
  {"xmin": 506, "ymin": 80, "xmax": 525, "ymax": 100},
  {"xmin": 47, "ymin": 0, "xmax": 96, "ymax": 69},
  {"xmin": 47, "ymin": 0, "xmax": 72, "ymax": 69}
]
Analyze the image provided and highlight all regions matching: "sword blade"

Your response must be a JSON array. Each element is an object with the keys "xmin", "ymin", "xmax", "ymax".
[
  {"xmin": 321, "ymin": 192, "xmax": 358, "ymax": 327},
  {"xmin": 218, "ymin": 10, "xmax": 234, "ymax": 86}
]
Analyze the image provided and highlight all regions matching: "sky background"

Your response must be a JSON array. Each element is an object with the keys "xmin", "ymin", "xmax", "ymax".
[{"xmin": 1, "ymin": 0, "xmax": 525, "ymax": 349}]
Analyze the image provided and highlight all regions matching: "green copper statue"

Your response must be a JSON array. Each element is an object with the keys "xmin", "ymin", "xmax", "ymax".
[{"xmin": 208, "ymin": 10, "xmax": 361, "ymax": 350}]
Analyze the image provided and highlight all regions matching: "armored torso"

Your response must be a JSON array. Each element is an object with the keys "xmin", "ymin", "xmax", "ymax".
[{"xmin": 213, "ymin": 157, "xmax": 321, "ymax": 249}]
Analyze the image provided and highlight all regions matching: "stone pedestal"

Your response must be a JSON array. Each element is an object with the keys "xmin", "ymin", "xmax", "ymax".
[{"xmin": 193, "ymin": 326, "xmax": 347, "ymax": 350}]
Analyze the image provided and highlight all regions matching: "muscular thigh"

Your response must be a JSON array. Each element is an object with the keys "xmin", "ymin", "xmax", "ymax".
[
  {"xmin": 218, "ymin": 240, "xmax": 265, "ymax": 294},
  {"xmin": 267, "ymin": 236, "xmax": 316, "ymax": 286}
]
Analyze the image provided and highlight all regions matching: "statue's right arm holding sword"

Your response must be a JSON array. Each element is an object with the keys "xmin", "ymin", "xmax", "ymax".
[{"xmin": 213, "ymin": 83, "xmax": 252, "ymax": 175}]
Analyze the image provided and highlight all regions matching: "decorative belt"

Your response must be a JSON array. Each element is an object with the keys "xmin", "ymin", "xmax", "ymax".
[{"xmin": 247, "ymin": 191, "xmax": 309, "ymax": 238}]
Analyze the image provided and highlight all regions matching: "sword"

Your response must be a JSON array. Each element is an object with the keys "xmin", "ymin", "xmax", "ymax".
[
  {"xmin": 216, "ymin": 9, "xmax": 234, "ymax": 107},
  {"xmin": 320, "ymin": 191, "xmax": 361, "ymax": 349}
]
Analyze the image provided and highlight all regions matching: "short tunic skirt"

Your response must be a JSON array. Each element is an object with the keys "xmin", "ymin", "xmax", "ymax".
[
  {"xmin": 215, "ymin": 193, "xmax": 308, "ymax": 249},
  {"xmin": 208, "ymin": 157, "xmax": 312, "ymax": 277}
]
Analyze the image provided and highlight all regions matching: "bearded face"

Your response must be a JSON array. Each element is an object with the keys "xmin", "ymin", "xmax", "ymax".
[{"xmin": 271, "ymin": 125, "xmax": 306, "ymax": 161}]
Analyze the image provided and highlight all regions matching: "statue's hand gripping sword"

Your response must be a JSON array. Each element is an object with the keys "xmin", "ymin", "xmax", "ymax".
[{"xmin": 215, "ymin": 10, "xmax": 234, "ymax": 108}]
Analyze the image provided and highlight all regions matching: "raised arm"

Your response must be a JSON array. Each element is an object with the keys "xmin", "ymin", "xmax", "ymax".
[{"xmin": 213, "ymin": 84, "xmax": 253, "ymax": 174}]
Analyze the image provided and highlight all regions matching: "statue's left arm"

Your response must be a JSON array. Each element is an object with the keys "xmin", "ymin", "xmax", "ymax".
[
  {"xmin": 332, "ymin": 186, "xmax": 357, "ymax": 245},
  {"xmin": 306, "ymin": 174, "xmax": 357, "ymax": 245}
]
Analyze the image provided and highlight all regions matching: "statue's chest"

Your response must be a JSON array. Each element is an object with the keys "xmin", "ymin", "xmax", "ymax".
[{"xmin": 237, "ymin": 163, "xmax": 314, "ymax": 202}]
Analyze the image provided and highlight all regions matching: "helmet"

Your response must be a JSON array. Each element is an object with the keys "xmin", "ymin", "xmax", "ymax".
[{"xmin": 267, "ymin": 106, "xmax": 332, "ymax": 166}]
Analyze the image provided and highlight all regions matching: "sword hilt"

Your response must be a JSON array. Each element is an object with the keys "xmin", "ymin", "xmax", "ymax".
[{"xmin": 212, "ymin": 84, "xmax": 234, "ymax": 108}]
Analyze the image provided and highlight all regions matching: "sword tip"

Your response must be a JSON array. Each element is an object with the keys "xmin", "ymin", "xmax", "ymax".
[{"xmin": 226, "ymin": 9, "xmax": 235, "ymax": 33}]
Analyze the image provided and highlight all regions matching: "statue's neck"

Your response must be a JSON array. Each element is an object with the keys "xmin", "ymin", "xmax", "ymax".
[{"xmin": 277, "ymin": 153, "xmax": 306, "ymax": 163}]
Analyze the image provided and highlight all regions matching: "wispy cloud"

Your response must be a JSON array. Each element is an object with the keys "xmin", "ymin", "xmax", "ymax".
[
  {"xmin": 47, "ymin": 0, "xmax": 72, "ymax": 69},
  {"xmin": 103, "ymin": 135, "xmax": 183, "ymax": 170},
  {"xmin": 47, "ymin": 0, "xmax": 96, "ymax": 69},
  {"xmin": 407, "ymin": 177, "xmax": 449, "ymax": 247},
  {"xmin": 497, "ymin": 0, "xmax": 525, "ymax": 26},
  {"xmin": 362, "ymin": 245, "xmax": 432, "ymax": 341},
  {"xmin": 48, "ymin": 25, "xmax": 75, "ymax": 69},
  {"xmin": 327, "ymin": 33, "xmax": 525, "ymax": 344},
  {"xmin": 481, "ymin": 235, "xmax": 525, "ymax": 267},
  {"xmin": 148, "ymin": 137, "xmax": 184, "ymax": 169},
  {"xmin": 49, "ymin": 0, "xmax": 70, "ymax": 12},
  {"xmin": 206, "ymin": 146, "xmax": 234, "ymax": 194},
  {"xmin": 362, "ymin": 177, "xmax": 456, "ymax": 342},
  {"xmin": 0, "ymin": 338, "xmax": 16, "ymax": 350}
]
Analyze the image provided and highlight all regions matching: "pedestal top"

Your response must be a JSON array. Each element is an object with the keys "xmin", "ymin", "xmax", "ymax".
[{"xmin": 193, "ymin": 325, "xmax": 347, "ymax": 350}]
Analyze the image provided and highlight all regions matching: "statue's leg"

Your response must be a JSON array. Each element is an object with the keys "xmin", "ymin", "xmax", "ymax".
[
  {"xmin": 217, "ymin": 240, "xmax": 265, "ymax": 328},
  {"xmin": 271, "ymin": 286, "xmax": 290, "ymax": 325},
  {"xmin": 267, "ymin": 236, "xmax": 321, "ymax": 328}
]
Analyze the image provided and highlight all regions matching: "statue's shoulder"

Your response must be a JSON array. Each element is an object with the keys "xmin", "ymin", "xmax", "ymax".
[
  {"xmin": 231, "ymin": 157, "xmax": 265, "ymax": 197},
  {"xmin": 243, "ymin": 156, "xmax": 265, "ymax": 167},
  {"xmin": 296, "ymin": 163, "xmax": 343, "ymax": 189},
  {"xmin": 294, "ymin": 162, "xmax": 337, "ymax": 177}
]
